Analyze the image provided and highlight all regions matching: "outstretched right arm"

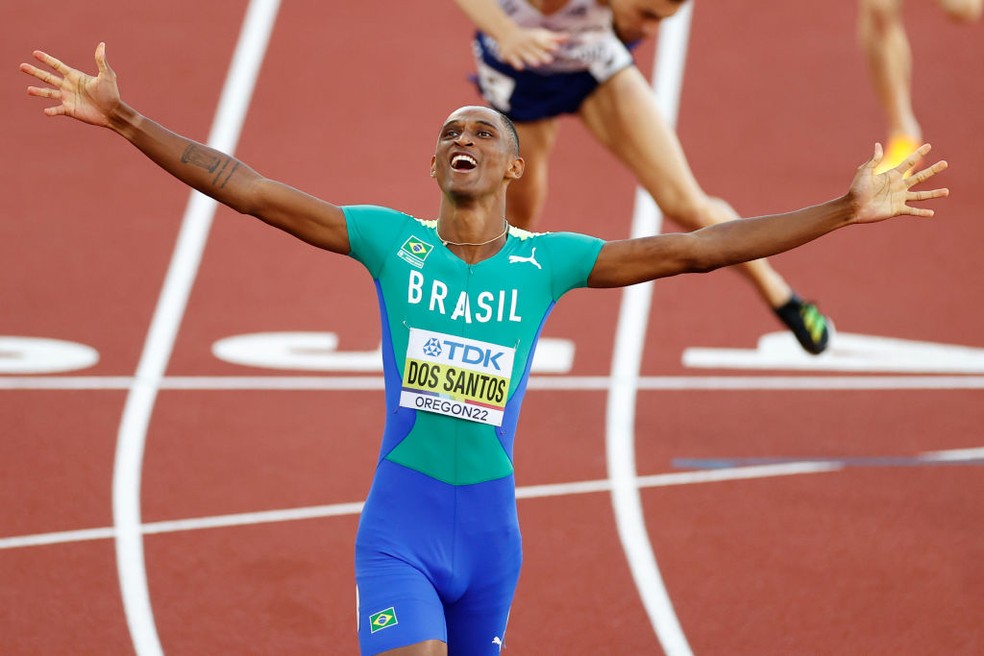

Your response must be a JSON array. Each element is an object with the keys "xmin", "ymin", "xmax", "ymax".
[{"xmin": 21, "ymin": 43, "xmax": 349, "ymax": 254}]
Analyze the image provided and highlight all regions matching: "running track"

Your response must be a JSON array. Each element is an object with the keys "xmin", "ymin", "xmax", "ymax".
[{"xmin": 2, "ymin": 1, "xmax": 983, "ymax": 654}]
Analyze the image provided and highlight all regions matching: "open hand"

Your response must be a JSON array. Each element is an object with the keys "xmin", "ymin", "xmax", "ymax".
[
  {"xmin": 850, "ymin": 143, "xmax": 949, "ymax": 224},
  {"xmin": 21, "ymin": 42, "xmax": 120, "ymax": 128}
]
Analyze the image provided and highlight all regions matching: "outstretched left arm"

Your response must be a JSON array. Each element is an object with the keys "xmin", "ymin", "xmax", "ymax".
[{"xmin": 588, "ymin": 144, "xmax": 948, "ymax": 288}]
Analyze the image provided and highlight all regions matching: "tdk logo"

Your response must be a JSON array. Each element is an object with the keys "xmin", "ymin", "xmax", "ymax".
[
  {"xmin": 422, "ymin": 338, "xmax": 442, "ymax": 357},
  {"xmin": 442, "ymin": 340, "xmax": 505, "ymax": 371}
]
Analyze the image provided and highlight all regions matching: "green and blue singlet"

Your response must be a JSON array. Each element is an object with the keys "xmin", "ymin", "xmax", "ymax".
[{"xmin": 345, "ymin": 205, "xmax": 603, "ymax": 655}]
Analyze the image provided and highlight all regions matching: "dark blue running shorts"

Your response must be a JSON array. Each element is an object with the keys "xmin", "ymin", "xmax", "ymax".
[{"xmin": 471, "ymin": 31, "xmax": 637, "ymax": 122}]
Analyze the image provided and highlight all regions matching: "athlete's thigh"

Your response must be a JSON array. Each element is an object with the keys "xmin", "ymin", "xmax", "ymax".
[
  {"xmin": 514, "ymin": 119, "xmax": 561, "ymax": 165},
  {"xmin": 444, "ymin": 600, "xmax": 513, "ymax": 656},
  {"xmin": 376, "ymin": 640, "xmax": 447, "ymax": 656},
  {"xmin": 506, "ymin": 118, "xmax": 560, "ymax": 226},
  {"xmin": 859, "ymin": 0, "xmax": 902, "ymax": 15},
  {"xmin": 577, "ymin": 66, "xmax": 705, "ymax": 209},
  {"xmin": 937, "ymin": 0, "xmax": 982, "ymax": 21},
  {"xmin": 443, "ymin": 529, "xmax": 521, "ymax": 656},
  {"xmin": 511, "ymin": 119, "xmax": 560, "ymax": 190},
  {"xmin": 357, "ymin": 547, "xmax": 447, "ymax": 655}
]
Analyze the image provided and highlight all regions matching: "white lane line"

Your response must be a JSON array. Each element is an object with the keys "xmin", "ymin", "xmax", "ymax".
[
  {"xmin": 141, "ymin": 501, "xmax": 366, "ymax": 535},
  {"xmin": 606, "ymin": 4, "xmax": 695, "ymax": 655},
  {"xmin": 0, "ymin": 527, "xmax": 118, "ymax": 549},
  {"xmin": 14, "ymin": 447, "xmax": 978, "ymax": 553},
  {"xmin": 919, "ymin": 447, "xmax": 984, "ymax": 462},
  {"xmin": 3, "ymin": 374, "xmax": 984, "ymax": 391},
  {"xmin": 1, "ymin": 461, "xmax": 840, "ymax": 551},
  {"xmin": 111, "ymin": 3, "xmax": 281, "ymax": 655}
]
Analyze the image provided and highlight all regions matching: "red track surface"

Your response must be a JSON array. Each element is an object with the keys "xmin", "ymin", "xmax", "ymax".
[{"xmin": 2, "ymin": 2, "xmax": 982, "ymax": 654}]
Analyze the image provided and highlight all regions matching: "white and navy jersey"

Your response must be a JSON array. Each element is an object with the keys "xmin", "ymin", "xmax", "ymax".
[{"xmin": 478, "ymin": 0, "xmax": 633, "ymax": 82}]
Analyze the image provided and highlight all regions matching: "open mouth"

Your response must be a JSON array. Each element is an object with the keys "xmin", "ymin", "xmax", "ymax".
[{"xmin": 451, "ymin": 154, "xmax": 477, "ymax": 171}]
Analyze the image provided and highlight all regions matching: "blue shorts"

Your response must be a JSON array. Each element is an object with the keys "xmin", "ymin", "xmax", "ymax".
[
  {"xmin": 471, "ymin": 32, "xmax": 637, "ymax": 122},
  {"xmin": 355, "ymin": 460, "xmax": 522, "ymax": 655}
]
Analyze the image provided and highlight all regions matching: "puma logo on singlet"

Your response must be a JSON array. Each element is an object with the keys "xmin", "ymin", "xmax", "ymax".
[{"xmin": 508, "ymin": 247, "xmax": 541, "ymax": 269}]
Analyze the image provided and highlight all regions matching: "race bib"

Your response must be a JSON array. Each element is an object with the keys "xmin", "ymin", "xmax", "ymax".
[{"xmin": 400, "ymin": 328, "xmax": 515, "ymax": 426}]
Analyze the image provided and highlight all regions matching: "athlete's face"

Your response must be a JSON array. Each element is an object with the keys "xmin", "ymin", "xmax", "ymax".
[
  {"xmin": 608, "ymin": 0, "xmax": 685, "ymax": 42},
  {"xmin": 430, "ymin": 106, "xmax": 523, "ymax": 200}
]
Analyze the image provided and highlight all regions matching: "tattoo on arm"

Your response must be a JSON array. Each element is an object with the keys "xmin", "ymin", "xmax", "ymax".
[
  {"xmin": 181, "ymin": 144, "xmax": 241, "ymax": 189},
  {"xmin": 181, "ymin": 144, "xmax": 221, "ymax": 172}
]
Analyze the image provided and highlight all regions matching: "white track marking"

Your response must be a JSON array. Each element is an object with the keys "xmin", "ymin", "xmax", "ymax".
[
  {"xmin": 684, "ymin": 332, "xmax": 984, "ymax": 373},
  {"xmin": 9, "ymin": 451, "xmax": 983, "ymax": 551},
  {"xmin": 919, "ymin": 447, "xmax": 984, "ymax": 462},
  {"xmin": 0, "ymin": 527, "xmax": 117, "ymax": 549},
  {"xmin": 14, "ymin": 327, "xmax": 984, "ymax": 376},
  {"xmin": 1, "ymin": 460, "xmax": 841, "ymax": 551},
  {"xmin": 111, "ymin": 3, "xmax": 280, "ymax": 655},
  {"xmin": 11, "ymin": 325, "xmax": 984, "ymax": 376},
  {"xmin": 3, "ymin": 374, "xmax": 984, "ymax": 391},
  {"xmin": 0, "ymin": 337, "xmax": 98, "ymax": 374},
  {"xmin": 606, "ymin": 4, "xmax": 694, "ymax": 655},
  {"xmin": 213, "ymin": 332, "xmax": 382, "ymax": 371},
  {"xmin": 11, "ymin": 447, "xmax": 979, "ymax": 553}
]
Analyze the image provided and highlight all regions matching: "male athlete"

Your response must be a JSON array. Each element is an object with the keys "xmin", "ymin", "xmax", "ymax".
[
  {"xmin": 455, "ymin": 0, "xmax": 834, "ymax": 355},
  {"xmin": 21, "ymin": 43, "xmax": 947, "ymax": 656}
]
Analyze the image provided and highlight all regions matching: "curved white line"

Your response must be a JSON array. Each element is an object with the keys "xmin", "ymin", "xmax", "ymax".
[
  {"xmin": 111, "ymin": 2, "xmax": 281, "ymax": 654},
  {"xmin": 605, "ymin": 3, "xmax": 695, "ymax": 655}
]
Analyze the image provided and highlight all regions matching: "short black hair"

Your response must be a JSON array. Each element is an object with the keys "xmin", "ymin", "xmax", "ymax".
[{"xmin": 493, "ymin": 109, "xmax": 521, "ymax": 155}]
